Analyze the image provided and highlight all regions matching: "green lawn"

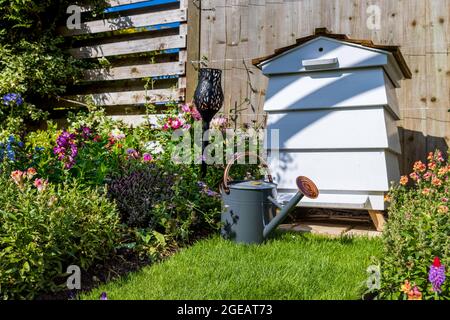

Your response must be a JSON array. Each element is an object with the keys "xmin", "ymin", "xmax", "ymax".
[{"xmin": 82, "ymin": 232, "xmax": 382, "ymax": 300}]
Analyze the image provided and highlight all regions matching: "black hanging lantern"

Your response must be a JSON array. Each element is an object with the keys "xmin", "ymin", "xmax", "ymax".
[{"xmin": 194, "ymin": 68, "xmax": 224, "ymax": 177}]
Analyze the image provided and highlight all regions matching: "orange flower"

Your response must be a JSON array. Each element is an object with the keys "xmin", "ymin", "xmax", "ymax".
[
  {"xmin": 428, "ymin": 162, "xmax": 437, "ymax": 171},
  {"xmin": 438, "ymin": 167, "xmax": 448, "ymax": 176},
  {"xmin": 427, "ymin": 152, "xmax": 434, "ymax": 161},
  {"xmin": 432, "ymin": 177, "xmax": 442, "ymax": 187},
  {"xmin": 401, "ymin": 280, "xmax": 411, "ymax": 294},
  {"xmin": 407, "ymin": 286, "xmax": 422, "ymax": 300},
  {"xmin": 422, "ymin": 188, "xmax": 431, "ymax": 195},
  {"xmin": 11, "ymin": 170, "xmax": 25, "ymax": 187},
  {"xmin": 438, "ymin": 206, "xmax": 449, "ymax": 214},
  {"xmin": 384, "ymin": 194, "xmax": 391, "ymax": 202},
  {"xmin": 400, "ymin": 176, "xmax": 409, "ymax": 186},
  {"xmin": 26, "ymin": 167, "xmax": 37, "ymax": 179},
  {"xmin": 413, "ymin": 161, "xmax": 426, "ymax": 173}
]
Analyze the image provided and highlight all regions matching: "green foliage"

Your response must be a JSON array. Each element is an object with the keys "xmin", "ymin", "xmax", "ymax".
[
  {"xmin": 379, "ymin": 150, "xmax": 450, "ymax": 300},
  {"xmin": 0, "ymin": 1, "xmax": 108, "ymax": 133},
  {"xmin": 0, "ymin": 175, "xmax": 120, "ymax": 300}
]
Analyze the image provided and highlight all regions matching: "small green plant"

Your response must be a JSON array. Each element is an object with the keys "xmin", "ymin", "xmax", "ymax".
[{"xmin": 0, "ymin": 173, "xmax": 120, "ymax": 300}]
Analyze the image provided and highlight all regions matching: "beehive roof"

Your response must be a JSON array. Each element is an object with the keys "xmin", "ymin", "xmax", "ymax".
[{"xmin": 252, "ymin": 28, "xmax": 412, "ymax": 79}]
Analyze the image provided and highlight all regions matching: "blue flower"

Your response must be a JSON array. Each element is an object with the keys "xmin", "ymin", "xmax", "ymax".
[
  {"xmin": 8, "ymin": 135, "xmax": 15, "ymax": 143},
  {"xmin": 6, "ymin": 149, "xmax": 15, "ymax": 161},
  {"xmin": 2, "ymin": 93, "xmax": 23, "ymax": 106},
  {"xmin": 35, "ymin": 147, "xmax": 45, "ymax": 152}
]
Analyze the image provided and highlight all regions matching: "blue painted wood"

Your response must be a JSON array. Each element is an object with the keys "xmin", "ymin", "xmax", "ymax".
[
  {"xmin": 105, "ymin": 0, "xmax": 179, "ymax": 13},
  {"xmin": 152, "ymin": 75, "xmax": 179, "ymax": 80},
  {"xmin": 145, "ymin": 22, "xmax": 180, "ymax": 31}
]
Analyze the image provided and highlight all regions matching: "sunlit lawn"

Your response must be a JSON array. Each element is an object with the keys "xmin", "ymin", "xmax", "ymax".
[{"xmin": 82, "ymin": 232, "xmax": 382, "ymax": 300}]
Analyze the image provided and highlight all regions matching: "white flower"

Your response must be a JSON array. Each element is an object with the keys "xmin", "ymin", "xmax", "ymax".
[
  {"xmin": 144, "ymin": 141, "xmax": 164, "ymax": 154},
  {"xmin": 110, "ymin": 129, "xmax": 125, "ymax": 140}
]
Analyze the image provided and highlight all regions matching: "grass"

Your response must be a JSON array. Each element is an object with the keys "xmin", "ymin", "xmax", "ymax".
[{"xmin": 82, "ymin": 232, "xmax": 382, "ymax": 300}]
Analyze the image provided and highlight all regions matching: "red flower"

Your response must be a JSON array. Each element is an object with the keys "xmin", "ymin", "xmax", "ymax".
[{"xmin": 433, "ymin": 257, "xmax": 442, "ymax": 268}]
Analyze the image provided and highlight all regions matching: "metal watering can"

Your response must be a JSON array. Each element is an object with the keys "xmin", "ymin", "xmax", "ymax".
[{"xmin": 220, "ymin": 153, "xmax": 319, "ymax": 244}]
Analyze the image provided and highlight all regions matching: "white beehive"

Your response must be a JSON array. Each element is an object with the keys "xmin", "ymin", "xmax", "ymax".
[{"xmin": 254, "ymin": 29, "xmax": 411, "ymax": 212}]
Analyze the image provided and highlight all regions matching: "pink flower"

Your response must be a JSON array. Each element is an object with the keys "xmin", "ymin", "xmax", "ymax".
[
  {"xmin": 143, "ymin": 153, "xmax": 153, "ymax": 162},
  {"xmin": 34, "ymin": 178, "xmax": 48, "ymax": 192},
  {"xmin": 211, "ymin": 116, "xmax": 228, "ymax": 129},
  {"xmin": 422, "ymin": 188, "xmax": 431, "ymax": 195},
  {"xmin": 191, "ymin": 107, "xmax": 202, "ymax": 121},
  {"xmin": 407, "ymin": 286, "xmax": 422, "ymax": 300},
  {"xmin": 409, "ymin": 172, "xmax": 420, "ymax": 181},
  {"xmin": 423, "ymin": 172, "xmax": 432, "ymax": 180},
  {"xmin": 181, "ymin": 104, "xmax": 191, "ymax": 113},
  {"xmin": 170, "ymin": 118, "xmax": 183, "ymax": 130}
]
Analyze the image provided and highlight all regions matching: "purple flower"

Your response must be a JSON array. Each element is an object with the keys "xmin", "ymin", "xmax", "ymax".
[
  {"xmin": 80, "ymin": 127, "xmax": 92, "ymax": 139},
  {"xmin": 206, "ymin": 189, "xmax": 219, "ymax": 197},
  {"xmin": 429, "ymin": 257, "xmax": 446, "ymax": 293},
  {"xmin": 100, "ymin": 292, "xmax": 108, "ymax": 300},
  {"xmin": 197, "ymin": 181, "xmax": 207, "ymax": 189},
  {"xmin": 54, "ymin": 130, "xmax": 78, "ymax": 169}
]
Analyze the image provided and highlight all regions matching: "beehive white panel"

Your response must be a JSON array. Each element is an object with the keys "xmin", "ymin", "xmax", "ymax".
[
  {"xmin": 264, "ymin": 68, "xmax": 399, "ymax": 118},
  {"xmin": 277, "ymin": 191, "xmax": 387, "ymax": 210},
  {"xmin": 266, "ymin": 107, "xmax": 401, "ymax": 154},
  {"xmin": 268, "ymin": 150, "xmax": 400, "ymax": 192},
  {"xmin": 261, "ymin": 38, "xmax": 389, "ymax": 76}
]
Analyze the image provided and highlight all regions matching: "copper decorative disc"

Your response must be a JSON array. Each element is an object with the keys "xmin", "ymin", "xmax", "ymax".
[{"xmin": 296, "ymin": 176, "xmax": 319, "ymax": 199}]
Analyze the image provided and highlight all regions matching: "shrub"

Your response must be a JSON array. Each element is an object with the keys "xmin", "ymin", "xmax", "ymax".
[
  {"xmin": 0, "ymin": 173, "xmax": 120, "ymax": 300},
  {"xmin": 108, "ymin": 163, "xmax": 221, "ymax": 242},
  {"xmin": 379, "ymin": 150, "xmax": 450, "ymax": 300},
  {"xmin": 107, "ymin": 164, "xmax": 176, "ymax": 228}
]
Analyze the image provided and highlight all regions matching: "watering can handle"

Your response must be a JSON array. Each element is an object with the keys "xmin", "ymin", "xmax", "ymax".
[{"xmin": 221, "ymin": 152, "xmax": 273, "ymax": 194}]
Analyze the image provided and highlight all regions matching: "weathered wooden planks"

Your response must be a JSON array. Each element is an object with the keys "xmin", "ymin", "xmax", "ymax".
[
  {"xmin": 69, "ymin": 88, "xmax": 184, "ymax": 106},
  {"xmin": 69, "ymin": 34, "xmax": 186, "ymax": 58},
  {"xmin": 83, "ymin": 61, "xmax": 185, "ymax": 81},
  {"xmin": 60, "ymin": 9, "xmax": 187, "ymax": 36}
]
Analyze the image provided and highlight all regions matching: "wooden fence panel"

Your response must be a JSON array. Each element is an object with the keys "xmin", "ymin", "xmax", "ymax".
[
  {"xmin": 62, "ymin": 0, "xmax": 189, "ymax": 126},
  {"xmin": 198, "ymin": 0, "xmax": 450, "ymax": 172}
]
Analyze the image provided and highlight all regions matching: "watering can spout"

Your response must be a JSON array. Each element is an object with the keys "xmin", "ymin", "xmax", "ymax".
[{"xmin": 263, "ymin": 176, "xmax": 319, "ymax": 239}]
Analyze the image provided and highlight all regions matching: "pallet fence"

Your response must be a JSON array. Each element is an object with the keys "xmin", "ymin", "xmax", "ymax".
[{"xmin": 59, "ymin": 0, "xmax": 200, "ymax": 126}]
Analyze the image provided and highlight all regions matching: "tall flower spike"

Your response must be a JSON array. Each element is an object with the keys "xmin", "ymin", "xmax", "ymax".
[{"xmin": 428, "ymin": 257, "xmax": 446, "ymax": 293}]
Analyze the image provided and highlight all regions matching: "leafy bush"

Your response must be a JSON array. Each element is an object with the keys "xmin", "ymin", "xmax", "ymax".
[
  {"xmin": 108, "ymin": 163, "xmax": 221, "ymax": 242},
  {"xmin": 379, "ymin": 150, "xmax": 450, "ymax": 300},
  {"xmin": 0, "ymin": 173, "xmax": 120, "ymax": 300},
  {"xmin": 107, "ymin": 164, "xmax": 176, "ymax": 228},
  {"xmin": 0, "ymin": 1, "xmax": 108, "ymax": 133}
]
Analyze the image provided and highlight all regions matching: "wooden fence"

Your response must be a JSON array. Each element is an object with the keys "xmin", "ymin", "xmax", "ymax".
[
  {"xmin": 196, "ymin": 0, "xmax": 450, "ymax": 174},
  {"xmin": 62, "ymin": 0, "xmax": 449, "ymax": 173},
  {"xmin": 60, "ymin": 0, "xmax": 197, "ymax": 125}
]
